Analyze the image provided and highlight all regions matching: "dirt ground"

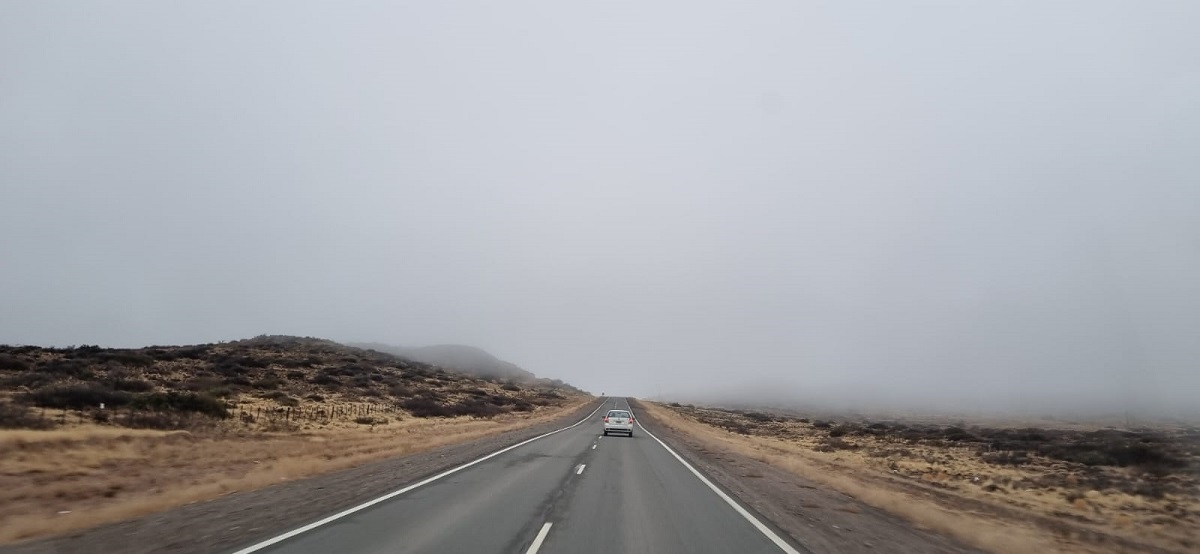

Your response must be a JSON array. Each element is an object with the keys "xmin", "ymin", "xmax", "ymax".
[{"xmin": 637, "ymin": 400, "xmax": 1199, "ymax": 553}]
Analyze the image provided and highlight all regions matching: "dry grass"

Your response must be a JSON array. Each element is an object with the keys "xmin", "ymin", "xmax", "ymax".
[
  {"xmin": 642, "ymin": 402, "xmax": 1199, "ymax": 554},
  {"xmin": 0, "ymin": 396, "xmax": 591, "ymax": 544}
]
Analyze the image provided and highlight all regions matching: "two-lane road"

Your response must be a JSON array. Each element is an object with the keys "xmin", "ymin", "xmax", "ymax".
[{"xmin": 235, "ymin": 398, "xmax": 803, "ymax": 554}]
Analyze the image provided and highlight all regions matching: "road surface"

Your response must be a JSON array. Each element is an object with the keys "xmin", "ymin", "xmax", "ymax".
[{"xmin": 233, "ymin": 398, "xmax": 805, "ymax": 554}]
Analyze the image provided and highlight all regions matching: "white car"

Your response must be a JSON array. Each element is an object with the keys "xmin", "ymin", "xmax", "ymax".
[{"xmin": 603, "ymin": 409, "xmax": 634, "ymax": 437}]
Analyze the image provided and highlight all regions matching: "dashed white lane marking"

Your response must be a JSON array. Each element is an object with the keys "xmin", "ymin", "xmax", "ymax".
[
  {"xmin": 230, "ymin": 401, "xmax": 607, "ymax": 554},
  {"xmin": 592, "ymin": 444, "xmax": 596, "ymax": 449},
  {"xmin": 524, "ymin": 522, "xmax": 553, "ymax": 554},
  {"xmin": 576, "ymin": 464, "xmax": 586, "ymax": 475}
]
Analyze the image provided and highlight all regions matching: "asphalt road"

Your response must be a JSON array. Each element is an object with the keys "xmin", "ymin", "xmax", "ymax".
[{"xmin": 234, "ymin": 398, "xmax": 804, "ymax": 554}]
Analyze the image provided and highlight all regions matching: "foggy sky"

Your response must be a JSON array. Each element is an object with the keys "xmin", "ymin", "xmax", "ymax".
[{"xmin": 2, "ymin": 1, "xmax": 1198, "ymax": 414}]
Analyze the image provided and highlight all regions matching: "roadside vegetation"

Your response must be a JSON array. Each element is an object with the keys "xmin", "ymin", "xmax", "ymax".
[
  {"xmin": 648, "ymin": 402, "xmax": 1200, "ymax": 553},
  {"xmin": 0, "ymin": 336, "xmax": 589, "ymax": 544}
]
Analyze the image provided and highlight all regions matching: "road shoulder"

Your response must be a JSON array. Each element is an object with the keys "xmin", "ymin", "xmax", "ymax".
[
  {"xmin": 3, "ymin": 400, "xmax": 603, "ymax": 554},
  {"xmin": 630, "ymin": 399, "xmax": 978, "ymax": 554}
]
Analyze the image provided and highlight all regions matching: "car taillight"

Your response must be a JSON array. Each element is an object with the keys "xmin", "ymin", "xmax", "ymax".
[{"xmin": 603, "ymin": 417, "xmax": 609, "ymax": 422}]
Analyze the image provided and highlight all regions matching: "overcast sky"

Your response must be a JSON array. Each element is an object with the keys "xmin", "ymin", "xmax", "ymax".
[{"xmin": 2, "ymin": 1, "xmax": 1197, "ymax": 414}]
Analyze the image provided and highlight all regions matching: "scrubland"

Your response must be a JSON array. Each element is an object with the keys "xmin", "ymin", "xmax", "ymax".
[
  {"xmin": 645, "ymin": 402, "xmax": 1199, "ymax": 553},
  {"xmin": 0, "ymin": 336, "xmax": 589, "ymax": 543}
]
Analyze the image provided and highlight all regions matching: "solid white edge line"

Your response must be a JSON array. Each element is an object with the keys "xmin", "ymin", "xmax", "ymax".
[
  {"xmin": 576, "ymin": 464, "xmax": 586, "ymax": 475},
  {"xmin": 524, "ymin": 522, "xmax": 553, "ymax": 554},
  {"xmin": 628, "ymin": 404, "xmax": 803, "ymax": 554},
  {"xmin": 230, "ymin": 399, "xmax": 608, "ymax": 554}
]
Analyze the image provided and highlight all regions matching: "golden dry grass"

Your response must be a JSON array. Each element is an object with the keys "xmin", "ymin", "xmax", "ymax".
[
  {"xmin": 641, "ymin": 402, "xmax": 1197, "ymax": 554},
  {"xmin": 0, "ymin": 396, "xmax": 592, "ymax": 544}
]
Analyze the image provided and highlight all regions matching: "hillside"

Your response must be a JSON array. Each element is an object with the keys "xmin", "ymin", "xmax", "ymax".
[
  {"xmin": 0, "ymin": 335, "xmax": 593, "ymax": 545},
  {"xmin": 0, "ymin": 335, "xmax": 581, "ymax": 429},
  {"xmin": 351, "ymin": 342, "xmax": 539, "ymax": 382}
]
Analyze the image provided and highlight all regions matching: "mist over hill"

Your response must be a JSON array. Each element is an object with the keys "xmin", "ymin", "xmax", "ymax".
[{"xmin": 351, "ymin": 343, "xmax": 538, "ymax": 383}]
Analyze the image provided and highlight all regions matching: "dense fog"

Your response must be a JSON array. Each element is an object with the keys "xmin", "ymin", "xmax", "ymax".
[{"xmin": 2, "ymin": 1, "xmax": 1197, "ymax": 416}]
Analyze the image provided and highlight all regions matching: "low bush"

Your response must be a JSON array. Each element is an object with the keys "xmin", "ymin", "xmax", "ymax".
[
  {"xmin": 311, "ymin": 372, "xmax": 341, "ymax": 386},
  {"xmin": 26, "ymin": 383, "xmax": 133, "ymax": 409},
  {"xmin": 402, "ymin": 397, "xmax": 451, "ymax": 418},
  {"xmin": 253, "ymin": 377, "xmax": 283, "ymax": 390},
  {"xmin": 0, "ymin": 401, "xmax": 54, "ymax": 429},
  {"xmin": 389, "ymin": 384, "xmax": 416, "ymax": 398},
  {"xmin": 37, "ymin": 359, "xmax": 94, "ymax": 379},
  {"xmin": 815, "ymin": 437, "xmax": 859, "ymax": 452},
  {"xmin": 130, "ymin": 391, "xmax": 228, "ymax": 418},
  {"xmin": 453, "ymin": 399, "xmax": 506, "ymax": 419},
  {"xmin": 982, "ymin": 451, "xmax": 1031, "ymax": 465},
  {"xmin": 97, "ymin": 351, "xmax": 155, "ymax": 367},
  {"xmin": 744, "ymin": 411, "xmax": 773, "ymax": 423},
  {"xmin": 1, "ymin": 371, "xmax": 57, "ymax": 389},
  {"xmin": 0, "ymin": 354, "xmax": 29, "ymax": 371}
]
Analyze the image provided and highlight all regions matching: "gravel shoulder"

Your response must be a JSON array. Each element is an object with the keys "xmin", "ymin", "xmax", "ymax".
[
  {"xmin": 3, "ymin": 399, "xmax": 603, "ymax": 554},
  {"xmin": 630, "ymin": 399, "xmax": 979, "ymax": 554}
]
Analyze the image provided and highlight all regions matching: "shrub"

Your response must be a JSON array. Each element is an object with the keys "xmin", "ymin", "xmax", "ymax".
[
  {"xmin": 487, "ymin": 394, "xmax": 514, "ymax": 406},
  {"xmin": 106, "ymin": 370, "xmax": 154, "ymax": 392},
  {"xmin": 275, "ymin": 395, "xmax": 300, "ymax": 407},
  {"xmin": 184, "ymin": 376, "xmax": 224, "ymax": 392},
  {"xmin": 253, "ymin": 377, "xmax": 283, "ymax": 390},
  {"xmin": 453, "ymin": 399, "xmax": 505, "ymax": 419},
  {"xmin": 233, "ymin": 356, "xmax": 269, "ymax": 369},
  {"xmin": 122, "ymin": 410, "xmax": 211, "ymax": 430},
  {"xmin": 311, "ymin": 372, "xmax": 341, "ymax": 386},
  {"xmin": 0, "ymin": 401, "xmax": 54, "ymax": 429},
  {"xmin": 816, "ymin": 437, "xmax": 859, "ymax": 452},
  {"xmin": 501, "ymin": 383, "xmax": 521, "ymax": 392},
  {"xmin": 744, "ymin": 412, "xmax": 773, "ymax": 423},
  {"xmin": 97, "ymin": 351, "xmax": 155, "ymax": 367},
  {"xmin": 2, "ymin": 371, "xmax": 56, "ymax": 389},
  {"xmin": 306, "ymin": 393, "xmax": 325, "ymax": 402},
  {"xmin": 389, "ymin": 384, "xmax": 415, "ymax": 398},
  {"xmin": 812, "ymin": 420, "xmax": 832, "ymax": 429},
  {"xmin": 130, "ymin": 392, "xmax": 228, "ymax": 418},
  {"xmin": 829, "ymin": 424, "xmax": 860, "ymax": 438},
  {"xmin": 26, "ymin": 383, "xmax": 133, "ymax": 409},
  {"xmin": 943, "ymin": 426, "xmax": 977, "ymax": 442},
  {"xmin": 37, "ymin": 359, "xmax": 94, "ymax": 379},
  {"xmin": 213, "ymin": 362, "xmax": 249, "ymax": 377},
  {"xmin": 175, "ymin": 347, "xmax": 210, "ymax": 360},
  {"xmin": 224, "ymin": 375, "xmax": 253, "ymax": 387},
  {"xmin": 401, "ymin": 397, "xmax": 451, "ymax": 418},
  {"xmin": 144, "ymin": 349, "xmax": 178, "ymax": 361},
  {"xmin": 110, "ymin": 378, "xmax": 154, "ymax": 392},
  {"xmin": 0, "ymin": 354, "xmax": 29, "ymax": 371},
  {"xmin": 982, "ymin": 451, "xmax": 1031, "ymax": 465}
]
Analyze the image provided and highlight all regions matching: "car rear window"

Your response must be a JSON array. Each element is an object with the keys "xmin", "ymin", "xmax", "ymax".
[{"xmin": 607, "ymin": 411, "xmax": 630, "ymax": 418}]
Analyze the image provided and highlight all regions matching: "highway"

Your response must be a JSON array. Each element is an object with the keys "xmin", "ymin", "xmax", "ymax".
[{"xmin": 232, "ymin": 398, "xmax": 804, "ymax": 554}]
